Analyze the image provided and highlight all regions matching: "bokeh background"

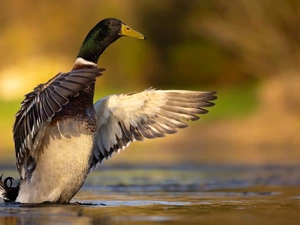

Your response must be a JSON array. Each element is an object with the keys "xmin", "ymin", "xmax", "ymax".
[{"xmin": 0, "ymin": 0, "xmax": 299, "ymax": 167}]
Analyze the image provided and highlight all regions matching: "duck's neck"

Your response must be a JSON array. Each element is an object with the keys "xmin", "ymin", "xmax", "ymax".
[{"xmin": 76, "ymin": 26, "xmax": 120, "ymax": 65}]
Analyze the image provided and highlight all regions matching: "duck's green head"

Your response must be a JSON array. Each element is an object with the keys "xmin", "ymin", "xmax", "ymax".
[{"xmin": 77, "ymin": 18, "xmax": 146, "ymax": 64}]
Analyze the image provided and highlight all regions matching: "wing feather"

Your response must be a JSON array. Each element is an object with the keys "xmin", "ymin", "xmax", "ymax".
[
  {"xmin": 14, "ymin": 68, "xmax": 105, "ymax": 177},
  {"xmin": 91, "ymin": 89, "xmax": 217, "ymax": 167}
]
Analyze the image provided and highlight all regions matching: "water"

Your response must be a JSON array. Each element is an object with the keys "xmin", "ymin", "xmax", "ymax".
[{"xmin": 0, "ymin": 165, "xmax": 300, "ymax": 225}]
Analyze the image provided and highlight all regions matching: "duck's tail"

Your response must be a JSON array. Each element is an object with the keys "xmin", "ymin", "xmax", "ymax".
[{"xmin": 0, "ymin": 174, "xmax": 19, "ymax": 202}]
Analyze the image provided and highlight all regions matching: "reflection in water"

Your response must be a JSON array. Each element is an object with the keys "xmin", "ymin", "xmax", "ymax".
[
  {"xmin": 0, "ymin": 166, "xmax": 300, "ymax": 225},
  {"xmin": 0, "ymin": 203, "xmax": 113, "ymax": 225}
]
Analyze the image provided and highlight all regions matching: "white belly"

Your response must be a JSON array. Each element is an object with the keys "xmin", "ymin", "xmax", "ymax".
[{"xmin": 16, "ymin": 119, "xmax": 95, "ymax": 203}]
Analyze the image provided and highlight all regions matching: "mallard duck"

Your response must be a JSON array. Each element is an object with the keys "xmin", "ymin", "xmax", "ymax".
[{"xmin": 0, "ymin": 18, "xmax": 217, "ymax": 204}]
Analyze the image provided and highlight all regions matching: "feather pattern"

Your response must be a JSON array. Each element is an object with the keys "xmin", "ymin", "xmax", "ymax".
[
  {"xmin": 13, "ymin": 68, "xmax": 105, "ymax": 177},
  {"xmin": 91, "ymin": 88, "xmax": 217, "ymax": 167},
  {"xmin": 0, "ymin": 175, "xmax": 6, "ymax": 200},
  {"xmin": 0, "ymin": 174, "xmax": 19, "ymax": 202}
]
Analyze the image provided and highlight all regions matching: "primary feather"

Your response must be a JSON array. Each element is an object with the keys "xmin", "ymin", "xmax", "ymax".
[{"xmin": 91, "ymin": 88, "xmax": 216, "ymax": 166}]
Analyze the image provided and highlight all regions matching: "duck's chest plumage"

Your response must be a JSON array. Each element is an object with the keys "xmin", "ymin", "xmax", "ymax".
[{"xmin": 17, "ymin": 85, "xmax": 97, "ymax": 203}]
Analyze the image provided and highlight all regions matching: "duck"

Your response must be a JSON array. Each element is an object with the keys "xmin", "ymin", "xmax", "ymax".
[{"xmin": 0, "ymin": 18, "xmax": 217, "ymax": 204}]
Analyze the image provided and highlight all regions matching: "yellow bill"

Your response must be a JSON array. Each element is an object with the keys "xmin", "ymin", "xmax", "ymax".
[{"xmin": 120, "ymin": 24, "xmax": 146, "ymax": 39}]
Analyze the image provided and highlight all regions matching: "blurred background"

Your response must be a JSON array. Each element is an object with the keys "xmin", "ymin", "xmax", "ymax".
[{"xmin": 0, "ymin": 0, "xmax": 299, "ymax": 167}]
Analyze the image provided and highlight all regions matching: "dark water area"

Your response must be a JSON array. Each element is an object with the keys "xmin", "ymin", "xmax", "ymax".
[{"xmin": 0, "ymin": 165, "xmax": 300, "ymax": 225}]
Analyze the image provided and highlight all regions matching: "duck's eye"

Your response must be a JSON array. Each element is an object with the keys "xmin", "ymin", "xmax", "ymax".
[{"xmin": 126, "ymin": 27, "xmax": 130, "ymax": 30}]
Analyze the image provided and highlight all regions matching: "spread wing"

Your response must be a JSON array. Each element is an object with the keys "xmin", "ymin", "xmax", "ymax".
[
  {"xmin": 13, "ymin": 68, "xmax": 105, "ymax": 178},
  {"xmin": 91, "ymin": 88, "xmax": 217, "ymax": 167}
]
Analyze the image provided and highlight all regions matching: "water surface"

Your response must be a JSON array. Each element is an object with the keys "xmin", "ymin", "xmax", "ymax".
[{"xmin": 0, "ymin": 165, "xmax": 299, "ymax": 225}]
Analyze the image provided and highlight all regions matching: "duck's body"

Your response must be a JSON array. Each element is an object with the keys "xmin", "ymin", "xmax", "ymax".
[
  {"xmin": 0, "ymin": 18, "xmax": 217, "ymax": 204},
  {"xmin": 17, "ymin": 118, "xmax": 94, "ymax": 203},
  {"xmin": 14, "ymin": 66, "xmax": 100, "ymax": 203},
  {"xmin": 17, "ymin": 83, "xmax": 96, "ymax": 203}
]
